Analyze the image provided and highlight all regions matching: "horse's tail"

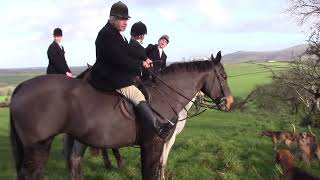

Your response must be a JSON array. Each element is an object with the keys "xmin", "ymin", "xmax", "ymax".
[
  {"xmin": 10, "ymin": 108, "xmax": 24, "ymax": 176},
  {"xmin": 10, "ymin": 82, "xmax": 24, "ymax": 176}
]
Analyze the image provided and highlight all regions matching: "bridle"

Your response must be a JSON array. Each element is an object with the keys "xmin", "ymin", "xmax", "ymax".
[
  {"xmin": 146, "ymin": 64, "xmax": 228, "ymax": 122},
  {"xmin": 204, "ymin": 66, "xmax": 228, "ymax": 110}
]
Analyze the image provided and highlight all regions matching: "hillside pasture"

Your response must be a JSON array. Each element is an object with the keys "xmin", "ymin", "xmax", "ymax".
[
  {"xmin": 0, "ymin": 96, "xmax": 6, "ymax": 102},
  {"xmin": 225, "ymin": 62, "xmax": 288, "ymax": 97}
]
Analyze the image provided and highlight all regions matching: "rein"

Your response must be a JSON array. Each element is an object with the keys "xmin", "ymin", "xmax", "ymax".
[
  {"xmin": 146, "ymin": 68, "xmax": 225, "ymax": 121},
  {"xmin": 148, "ymin": 69, "xmax": 220, "ymax": 109}
]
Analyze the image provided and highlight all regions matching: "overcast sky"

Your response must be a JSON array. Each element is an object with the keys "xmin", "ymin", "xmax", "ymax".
[{"xmin": 0, "ymin": 0, "xmax": 308, "ymax": 68}]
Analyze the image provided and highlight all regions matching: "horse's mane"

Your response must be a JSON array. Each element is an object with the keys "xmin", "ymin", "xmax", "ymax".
[
  {"xmin": 160, "ymin": 60, "xmax": 214, "ymax": 75},
  {"xmin": 76, "ymin": 67, "xmax": 91, "ymax": 79},
  {"xmin": 76, "ymin": 60, "xmax": 214, "ymax": 79}
]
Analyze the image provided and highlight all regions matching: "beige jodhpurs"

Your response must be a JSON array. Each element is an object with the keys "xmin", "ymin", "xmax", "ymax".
[{"xmin": 116, "ymin": 85, "xmax": 146, "ymax": 106}]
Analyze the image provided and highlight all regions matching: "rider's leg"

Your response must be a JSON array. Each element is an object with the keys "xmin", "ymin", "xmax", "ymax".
[{"xmin": 116, "ymin": 85, "xmax": 174, "ymax": 139}]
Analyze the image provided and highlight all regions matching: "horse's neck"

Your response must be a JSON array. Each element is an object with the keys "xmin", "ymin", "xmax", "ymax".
[
  {"xmin": 76, "ymin": 69, "xmax": 91, "ymax": 81},
  {"xmin": 184, "ymin": 95, "xmax": 197, "ymax": 111},
  {"xmin": 158, "ymin": 71, "xmax": 207, "ymax": 113}
]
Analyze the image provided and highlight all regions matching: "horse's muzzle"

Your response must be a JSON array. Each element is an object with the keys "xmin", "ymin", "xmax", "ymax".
[{"xmin": 217, "ymin": 95, "xmax": 234, "ymax": 112}]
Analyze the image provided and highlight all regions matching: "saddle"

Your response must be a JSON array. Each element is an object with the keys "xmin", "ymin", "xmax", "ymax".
[
  {"xmin": 117, "ymin": 97, "xmax": 177, "ymax": 142},
  {"xmin": 96, "ymin": 82, "xmax": 177, "ymax": 142},
  {"xmin": 117, "ymin": 84, "xmax": 151, "ymax": 121}
]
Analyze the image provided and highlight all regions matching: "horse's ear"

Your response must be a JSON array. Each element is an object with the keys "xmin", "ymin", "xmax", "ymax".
[
  {"xmin": 216, "ymin": 51, "xmax": 222, "ymax": 61},
  {"xmin": 210, "ymin": 54, "xmax": 214, "ymax": 61},
  {"xmin": 213, "ymin": 51, "xmax": 222, "ymax": 64},
  {"xmin": 87, "ymin": 63, "xmax": 92, "ymax": 68}
]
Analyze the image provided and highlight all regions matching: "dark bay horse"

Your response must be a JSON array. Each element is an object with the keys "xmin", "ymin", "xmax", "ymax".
[
  {"xmin": 68, "ymin": 67, "xmax": 202, "ymax": 171},
  {"xmin": 10, "ymin": 51, "xmax": 233, "ymax": 180},
  {"xmin": 64, "ymin": 66, "xmax": 124, "ymax": 170}
]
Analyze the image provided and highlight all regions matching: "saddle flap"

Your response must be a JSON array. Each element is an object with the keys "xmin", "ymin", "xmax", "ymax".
[
  {"xmin": 116, "ymin": 89, "xmax": 178, "ymax": 142},
  {"xmin": 119, "ymin": 99, "xmax": 136, "ymax": 120}
]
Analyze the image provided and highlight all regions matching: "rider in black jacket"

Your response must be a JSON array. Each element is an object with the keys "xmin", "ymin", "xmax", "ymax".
[
  {"xmin": 47, "ymin": 28, "xmax": 73, "ymax": 77},
  {"xmin": 89, "ymin": 1, "xmax": 174, "ymax": 139},
  {"xmin": 143, "ymin": 35, "xmax": 169, "ymax": 81}
]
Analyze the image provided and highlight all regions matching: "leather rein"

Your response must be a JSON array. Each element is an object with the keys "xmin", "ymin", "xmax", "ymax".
[{"xmin": 146, "ymin": 66, "xmax": 227, "ymax": 122}]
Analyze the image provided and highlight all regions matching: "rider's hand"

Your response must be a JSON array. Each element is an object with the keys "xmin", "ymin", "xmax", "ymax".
[
  {"xmin": 143, "ymin": 61, "xmax": 150, "ymax": 69},
  {"xmin": 145, "ymin": 58, "xmax": 153, "ymax": 67},
  {"xmin": 66, "ymin": 72, "xmax": 73, "ymax": 78}
]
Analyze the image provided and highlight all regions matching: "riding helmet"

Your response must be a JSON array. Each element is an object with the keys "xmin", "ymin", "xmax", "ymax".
[
  {"xmin": 110, "ymin": 1, "xmax": 131, "ymax": 19},
  {"xmin": 130, "ymin": 21, "xmax": 147, "ymax": 36},
  {"xmin": 159, "ymin": 34, "xmax": 169, "ymax": 44},
  {"xmin": 53, "ymin": 28, "xmax": 62, "ymax": 36}
]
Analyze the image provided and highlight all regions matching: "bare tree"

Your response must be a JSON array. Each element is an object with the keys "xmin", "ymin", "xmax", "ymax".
[
  {"xmin": 287, "ymin": 0, "xmax": 320, "ymax": 26},
  {"xmin": 262, "ymin": 0, "xmax": 320, "ymax": 125}
]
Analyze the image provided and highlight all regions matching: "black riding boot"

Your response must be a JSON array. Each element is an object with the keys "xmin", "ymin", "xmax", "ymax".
[{"xmin": 136, "ymin": 101, "xmax": 175, "ymax": 139}]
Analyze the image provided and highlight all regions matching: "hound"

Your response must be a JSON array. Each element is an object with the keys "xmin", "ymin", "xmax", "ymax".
[
  {"xmin": 296, "ymin": 126, "xmax": 320, "ymax": 165},
  {"xmin": 276, "ymin": 149, "xmax": 319, "ymax": 180},
  {"xmin": 261, "ymin": 124, "xmax": 297, "ymax": 150}
]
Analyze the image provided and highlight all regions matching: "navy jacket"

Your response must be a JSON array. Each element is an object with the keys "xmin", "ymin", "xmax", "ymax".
[{"xmin": 89, "ymin": 22, "xmax": 144, "ymax": 91}]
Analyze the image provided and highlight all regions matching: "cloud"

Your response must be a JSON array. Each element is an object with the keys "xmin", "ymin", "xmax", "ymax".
[
  {"xmin": 0, "ymin": 0, "xmax": 307, "ymax": 68},
  {"xmin": 158, "ymin": 8, "xmax": 177, "ymax": 22},
  {"xmin": 129, "ymin": 0, "xmax": 194, "ymax": 7},
  {"xmin": 196, "ymin": 0, "xmax": 231, "ymax": 26}
]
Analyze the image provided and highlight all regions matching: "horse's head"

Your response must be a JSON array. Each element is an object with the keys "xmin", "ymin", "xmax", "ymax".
[{"xmin": 201, "ymin": 51, "xmax": 234, "ymax": 111}]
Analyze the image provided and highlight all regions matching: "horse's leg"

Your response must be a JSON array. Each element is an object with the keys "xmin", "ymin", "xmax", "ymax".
[
  {"xmin": 102, "ymin": 148, "xmax": 123, "ymax": 170},
  {"xmin": 141, "ymin": 140, "xmax": 164, "ymax": 180},
  {"xmin": 20, "ymin": 138, "xmax": 54, "ymax": 180},
  {"xmin": 69, "ymin": 140, "xmax": 87, "ymax": 180},
  {"xmin": 63, "ymin": 134, "xmax": 74, "ymax": 170},
  {"xmin": 102, "ymin": 149, "xmax": 113, "ymax": 170},
  {"xmin": 112, "ymin": 148, "xmax": 124, "ymax": 168},
  {"xmin": 159, "ymin": 131, "xmax": 177, "ymax": 180}
]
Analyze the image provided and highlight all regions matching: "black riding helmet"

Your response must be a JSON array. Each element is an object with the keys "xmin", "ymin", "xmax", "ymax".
[
  {"xmin": 53, "ymin": 28, "xmax": 62, "ymax": 36},
  {"xmin": 130, "ymin": 21, "xmax": 147, "ymax": 37},
  {"xmin": 110, "ymin": 1, "xmax": 131, "ymax": 19}
]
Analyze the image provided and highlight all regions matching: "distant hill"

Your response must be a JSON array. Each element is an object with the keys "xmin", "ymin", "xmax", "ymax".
[
  {"xmin": 0, "ymin": 44, "xmax": 309, "ymax": 75},
  {"xmin": 222, "ymin": 44, "xmax": 308, "ymax": 63},
  {"xmin": 0, "ymin": 66, "xmax": 87, "ymax": 76}
]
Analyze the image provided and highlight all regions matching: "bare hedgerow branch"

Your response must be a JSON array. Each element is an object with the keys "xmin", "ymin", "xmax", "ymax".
[
  {"xmin": 287, "ymin": 0, "xmax": 320, "ymax": 26},
  {"xmin": 274, "ymin": 0, "xmax": 320, "ymax": 114}
]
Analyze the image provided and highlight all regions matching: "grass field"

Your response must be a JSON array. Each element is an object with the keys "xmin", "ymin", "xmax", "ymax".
[
  {"xmin": 1, "ymin": 62, "xmax": 320, "ymax": 179},
  {"xmin": 0, "ymin": 96, "xmax": 6, "ymax": 102},
  {"xmin": 0, "ymin": 74, "xmax": 41, "ymax": 86},
  {"xmin": 225, "ymin": 62, "xmax": 287, "ymax": 97},
  {"xmin": 1, "ymin": 109, "xmax": 319, "ymax": 179}
]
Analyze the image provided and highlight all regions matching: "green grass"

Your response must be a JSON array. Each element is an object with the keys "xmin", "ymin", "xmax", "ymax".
[
  {"xmin": 0, "ymin": 74, "xmax": 39, "ymax": 86},
  {"xmin": 1, "ymin": 108, "xmax": 320, "ymax": 179},
  {"xmin": 225, "ymin": 62, "xmax": 288, "ymax": 97},
  {"xmin": 0, "ymin": 96, "xmax": 6, "ymax": 102}
]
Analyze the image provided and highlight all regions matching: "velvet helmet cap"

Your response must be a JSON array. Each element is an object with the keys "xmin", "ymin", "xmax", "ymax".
[
  {"xmin": 110, "ymin": 1, "xmax": 131, "ymax": 19},
  {"xmin": 53, "ymin": 28, "xmax": 62, "ymax": 36},
  {"xmin": 130, "ymin": 21, "xmax": 147, "ymax": 36}
]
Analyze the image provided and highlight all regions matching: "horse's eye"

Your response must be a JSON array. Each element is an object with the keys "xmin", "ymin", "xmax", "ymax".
[
  {"xmin": 223, "ymin": 75, "xmax": 228, "ymax": 79},
  {"xmin": 221, "ymin": 73, "xmax": 227, "ymax": 79}
]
